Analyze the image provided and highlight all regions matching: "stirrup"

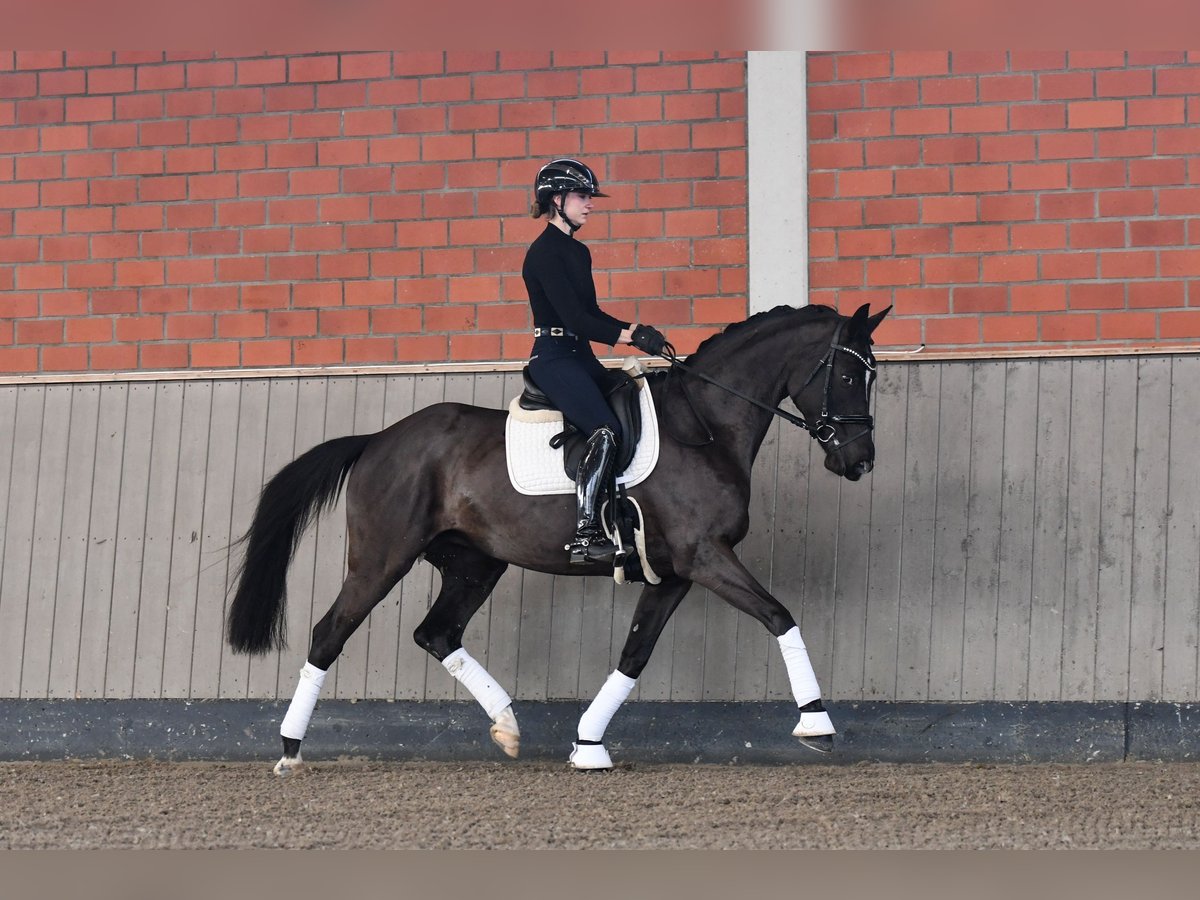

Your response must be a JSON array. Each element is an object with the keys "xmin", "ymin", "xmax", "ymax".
[{"xmin": 567, "ymin": 531, "xmax": 618, "ymax": 565}]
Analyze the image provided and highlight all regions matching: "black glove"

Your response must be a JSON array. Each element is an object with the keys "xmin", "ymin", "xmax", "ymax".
[{"xmin": 630, "ymin": 323, "xmax": 667, "ymax": 356}]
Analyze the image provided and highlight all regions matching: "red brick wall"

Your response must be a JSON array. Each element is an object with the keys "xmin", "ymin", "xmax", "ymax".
[
  {"xmin": 0, "ymin": 51, "xmax": 747, "ymax": 374},
  {"xmin": 809, "ymin": 51, "xmax": 1200, "ymax": 352}
]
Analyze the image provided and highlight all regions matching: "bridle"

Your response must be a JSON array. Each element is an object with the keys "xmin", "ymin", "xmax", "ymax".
[{"xmin": 657, "ymin": 320, "xmax": 878, "ymax": 450}]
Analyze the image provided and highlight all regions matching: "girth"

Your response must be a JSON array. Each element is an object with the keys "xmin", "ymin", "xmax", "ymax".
[{"xmin": 519, "ymin": 365, "xmax": 643, "ymax": 480}]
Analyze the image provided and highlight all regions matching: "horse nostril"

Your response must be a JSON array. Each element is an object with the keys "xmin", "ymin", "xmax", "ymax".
[{"xmin": 855, "ymin": 460, "xmax": 874, "ymax": 476}]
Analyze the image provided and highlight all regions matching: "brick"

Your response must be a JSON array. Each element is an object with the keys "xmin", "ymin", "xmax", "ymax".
[
  {"xmin": 982, "ymin": 315, "xmax": 1038, "ymax": 343},
  {"xmin": 892, "ymin": 52, "xmax": 949, "ymax": 77},
  {"xmin": 1127, "ymin": 98, "xmax": 1185, "ymax": 126},
  {"xmin": 1099, "ymin": 311, "xmax": 1157, "ymax": 340},
  {"xmin": 1101, "ymin": 250, "xmax": 1157, "ymax": 278},
  {"xmin": 1129, "ymin": 158, "xmax": 1187, "ymax": 186},
  {"xmin": 140, "ymin": 343, "xmax": 188, "ymax": 369},
  {"xmin": 836, "ymin": 110, "xmax": 892, "ymax": 137},
  {"xmin": 1039, "ymin": 72, "xmax": 1094, "ymax": 100},
  {"xmin": 1070, "ymin": 222, "xmax": 1126, "ymax": 249},
  {"xmin": 1012, "ymin": 223, "xmax": 1066, "ymax": 249},
  {"xmin": 866, "ymin": 258, "xmax": 920, "ymax": 286},
  {"xmin": 895, "ymin": 108, "xmax": 949, "ymax": 135},
  {"xmin": 1097, "ymin": 69, "xmax": 1153, "ymax": 97},
  {"xmin": 839, "ymin": 53, "xmax": 892, "ymax": 80},
  {"xmin": 923, "ymin": 136, "xmax": 978, "ymax": 165},
  {"xmin": 953, "ymin": 224, "xmax": 1008, "ymax": 253},
  {"xmin": 1012, "ymin": 163, "xmax": 1068, "ymax": 191},
  {"xmin": 1070, "ymin": 161, "xmax": 1126, "ymax": 189},
  {"xmin": 837, "ymin": 229, "xmax": 891, "ymax": 257},
  {"xmin": 1099, "ymin": 129, "xmax": 1152, "ymax": 157},
  {"xmin": 921, "ymin": 77, "xmax": 976, "ymax": 105},
  {"xmin": 1040, "ymin": 313, "xmax": 1097, "ymax": 341},
  {"xmin": 864, "ymin": 139, "xmax": 919, "ymax": 167},
  {"xmin": 865, "ymin": 80, "xmax": 919, "ymax": 107},
  {"xmin": 895, "ymin": 227, "xmax": 950, "ymax": 254},
  {"xmin": 951, "ymin": 52, "xmax": 1008, "ymax": 75},
  {"xmin": 980, "ymin": 134, "xmax": 1036, "ymax": 163},
  {"xmin": 1043, "ymin": 252, "xmax": 1098, "ymax": 279},
  {"xmin": 1069, "ymin": 283, "xmax": 1125, "ymax": 309},
  {"xmin": 954, "ymin": 164, "xmax": 1009, "ymax": 193},
  {"xmin": 1161, "ymin": 250, "xmax": 1200, "ymax": 276},
  {"xmin": 864, "ymin": 198, "xmax": 919, "ymax": 226},
  {"xmin": 1160, "ymin": 188, "xmax": 1200, "ymax": 216},
  {"xmin": 42, "ymin": 346, "xmax": 89, "ymax": 371},
  {"xmin": 1068, "ymin": 101, "xmax": 1125, "ymax": 129},
  {"xmin": 1099, "ymin": 190, "xmax": 1156, "ymax": 218},
  {"xmin": 1038, "ymin": 132, "xmax": 1095, "ymax": 160},
  {"xmin": 980, "ymin": 194, "xmax": 1037, "ymax": 222},
  {"xmin": 926, "ymin": 255, "xmax": 980, "ymax": 284},
  {"xmin": 1012, "ymin": 284, "xmax": 1067, "ymax": 311},
  {"xmin": 979, "ymin": 75, "xmax": 1034, "ymax": 102},
  {"xmin": 924, "ymin": 316, "xmax": 980, "ymax": 345},
  {"xmin": 896, "ymin": 167, "xmax": 950, "ymax": 195},
  {"xmin": 1040, "ymin": 191, "xmax": 1095, "ymax": 219},
  {"xmin": 1130, "ymin": 219, "xmax": 1185, "ymax": 247},
  {"xmin": 923, "ymin": 196, "xmax": 977, "ymax": 223},
  {"xmin": 1157, "ymin": 68, "xmax": 1200, "ymax": 95},
  {"xmin": 951, "ymin": 105, "xmax": 1009, "ymax": 133},
  {"xmin": 1160, "ymin": 310, "xmax": 1200, "ymax": 338},
  {"xmin": 840, "ymin": 169, "xmax": 894, "ymax": 197},
  {"xmin": 1011, "ymin": 103, "xmax": 1065, "ymax": 131}
]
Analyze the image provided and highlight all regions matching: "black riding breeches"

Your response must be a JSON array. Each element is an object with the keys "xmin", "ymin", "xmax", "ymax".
[{"xmin": 527, "ymin": 336, "xmax": 622, "ymax": 441}]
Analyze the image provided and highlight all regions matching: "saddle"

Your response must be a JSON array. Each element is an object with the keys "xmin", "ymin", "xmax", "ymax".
[{"xmin": 518, "ymin": 365, "xmax": 643, "ymax": 480}]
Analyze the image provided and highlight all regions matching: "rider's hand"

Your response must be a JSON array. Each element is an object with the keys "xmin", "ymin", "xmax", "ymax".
[{"xmin": 629, "ymin": 323, "xmax": 667, "ymax": 356}]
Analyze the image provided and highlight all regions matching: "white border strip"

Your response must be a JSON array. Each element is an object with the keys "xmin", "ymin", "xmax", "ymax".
[{"xmin": 4, "ymin": 345, "xmax": 1200, "ymax": 386}]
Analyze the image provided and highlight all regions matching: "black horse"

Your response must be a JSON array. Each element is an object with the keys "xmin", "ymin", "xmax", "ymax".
[{"xmin": 226, "ymin": 302, "xmax": 889, "ymax": 774}]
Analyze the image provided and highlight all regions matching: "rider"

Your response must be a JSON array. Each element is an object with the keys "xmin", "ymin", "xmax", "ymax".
[{"xmin": 523, "ymin": 157, "xmax": 667, "ymax": 565}]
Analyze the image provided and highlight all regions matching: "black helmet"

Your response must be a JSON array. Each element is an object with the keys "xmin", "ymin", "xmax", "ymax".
[{"xmin": 534, "ymin": 158, "xmax": 609, "ymax": 205}]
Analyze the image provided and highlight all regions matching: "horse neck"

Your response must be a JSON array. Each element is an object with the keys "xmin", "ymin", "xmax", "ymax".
[{"xmin": 674, "ymin": 313, "xmax": 836, "ymax": 468}]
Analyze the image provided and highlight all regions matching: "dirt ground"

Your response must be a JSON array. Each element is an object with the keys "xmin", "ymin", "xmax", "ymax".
[{"xmin": 2, "ymin": 758, "xmax": 1198, "ymax": 849}]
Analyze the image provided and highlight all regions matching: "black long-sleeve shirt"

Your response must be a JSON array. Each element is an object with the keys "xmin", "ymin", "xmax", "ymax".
[{"xmin": 522, "ymin": 223, "xmax": 629, "ymax": 346}]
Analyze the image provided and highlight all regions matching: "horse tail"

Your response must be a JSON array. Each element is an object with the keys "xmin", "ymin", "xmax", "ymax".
[{"xmin": 226, "ymin": 433, "xmax": 373, "ymax": 655}]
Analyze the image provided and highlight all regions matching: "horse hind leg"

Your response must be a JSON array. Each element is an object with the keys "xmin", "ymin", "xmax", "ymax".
[
  {"xmin": 413, "ymin": 537, "xmax": 517, "ymax": 758},
  {"xmin": 274, "ymin": 564, "xmax": 408, "ymax": 777}
]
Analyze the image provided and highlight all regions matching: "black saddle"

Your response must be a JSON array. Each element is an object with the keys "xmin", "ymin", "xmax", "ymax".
[{"xmin": 518, "ymin": 365, "xmax": 643, "ymax": 480}]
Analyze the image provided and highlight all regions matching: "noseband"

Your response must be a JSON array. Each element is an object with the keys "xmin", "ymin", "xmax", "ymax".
[{"xmin": 658, "ymin": 319, "xmax": 878, "ymax": 449}]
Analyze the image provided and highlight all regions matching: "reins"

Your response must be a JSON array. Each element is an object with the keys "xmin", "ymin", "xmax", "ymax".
[{"xmin": 652, "ymin": 320, "xmax": 878, "ymax": 450}]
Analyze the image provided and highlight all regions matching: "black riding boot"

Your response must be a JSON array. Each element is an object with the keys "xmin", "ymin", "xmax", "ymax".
[{"xmin": 567, "ymin": 426, "xmax": 619, "ymax": 565}]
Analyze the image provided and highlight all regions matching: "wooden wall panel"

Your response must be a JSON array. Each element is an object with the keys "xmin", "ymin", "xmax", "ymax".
[{"xmin": 3, "ymin": 356, "xmax": 1198, "ymax": 706}]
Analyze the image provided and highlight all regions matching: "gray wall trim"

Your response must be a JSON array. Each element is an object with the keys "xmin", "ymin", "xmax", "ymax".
[
  {"xmin": 748, "ymin": 50, "xmax": 808, "ymax": 314},
  {"xmin": 3, "ymin": 699, "xmax": 1197, "ymax": 764}
]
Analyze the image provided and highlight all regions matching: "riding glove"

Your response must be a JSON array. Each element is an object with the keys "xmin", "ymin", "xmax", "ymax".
[{"xmin": 630, "ymin": 323, "xmax": 667, "ymax": 356}]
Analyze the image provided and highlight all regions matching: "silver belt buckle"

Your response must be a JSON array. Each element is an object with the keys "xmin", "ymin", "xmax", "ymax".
[{"xmin": 535, "ymin": 327, "xmax": 567, "ymax": 337}]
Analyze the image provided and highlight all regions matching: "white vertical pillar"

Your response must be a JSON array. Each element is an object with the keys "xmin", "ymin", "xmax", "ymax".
[{"xmin": 747, "ymin": 50, "xmax": 809, "ymax": 314}]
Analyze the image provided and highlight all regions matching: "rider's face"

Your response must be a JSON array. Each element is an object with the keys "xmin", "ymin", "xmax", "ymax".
[{"xmin": 557, "ymin": 190, "xmax": 594, "ymax": 226}]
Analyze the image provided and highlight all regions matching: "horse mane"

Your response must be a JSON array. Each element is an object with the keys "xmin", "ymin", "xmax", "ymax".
[{"xmin": 684, "ymin": 303, "xmax": 839, "ymax": 365}]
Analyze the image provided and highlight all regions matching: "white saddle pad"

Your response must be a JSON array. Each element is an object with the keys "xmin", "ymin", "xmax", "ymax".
[{"xmin": 505, "ymin": 359, "xmax": 660, "ymax": 496}]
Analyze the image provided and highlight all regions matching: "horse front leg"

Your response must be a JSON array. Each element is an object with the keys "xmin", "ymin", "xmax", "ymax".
[
  {"xmin": 570, "ymin": 576, "xmax": 693, "ymax": 770},
  {"xmin": 681, "ymin": 540, "xmax": 835, "ymax": 752}
]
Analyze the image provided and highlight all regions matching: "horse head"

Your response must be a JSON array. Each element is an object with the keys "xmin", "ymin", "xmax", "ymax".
[{"xmin": 788, "ymin": 303, "xmax": 890, "ymax": 482}]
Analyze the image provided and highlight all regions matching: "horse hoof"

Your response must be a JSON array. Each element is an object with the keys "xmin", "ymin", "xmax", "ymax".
[
  {"xmin": 490, "ymin": 706, "xmax": 521, "ymax": 759},
  {"xmin": 273, "ymin": 755, "xmax": 306, "ymax": 777},
  {"xmin": 796, "ymin": 734, "xmax": 834, "ymax": 754},
  {"xmin": 569, "ymin": 742, "xmax": 613, "ymax": 770}
]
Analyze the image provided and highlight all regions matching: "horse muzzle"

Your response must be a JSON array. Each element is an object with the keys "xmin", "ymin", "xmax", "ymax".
[{"xmin": 823, "ymin": 449, "xmax": 874, "ymax": 481}]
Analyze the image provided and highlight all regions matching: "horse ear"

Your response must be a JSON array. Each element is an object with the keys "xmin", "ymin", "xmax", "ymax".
[
  {"xmin": 866, "ymin": 305, "xmax": 892, "ymax": 335},
  {"xmin": 850, "ymin": 303, "xmax": 871, "ymax": 329}
]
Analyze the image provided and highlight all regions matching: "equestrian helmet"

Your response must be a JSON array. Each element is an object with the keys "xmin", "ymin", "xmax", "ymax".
[{"xmin": 534, "ymin": 158, "xmax": 609, "ymax": 204}]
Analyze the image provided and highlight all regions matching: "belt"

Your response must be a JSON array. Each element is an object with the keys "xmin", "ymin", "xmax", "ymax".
[{"xmin": 533, "ymin": 327, "xmax": 578, "ymax": 338}]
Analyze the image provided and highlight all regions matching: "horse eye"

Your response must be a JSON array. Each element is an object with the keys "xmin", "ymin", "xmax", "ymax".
[{"xmin": 841, "ymin": 374, "xmax": 855, "ymax": 386}]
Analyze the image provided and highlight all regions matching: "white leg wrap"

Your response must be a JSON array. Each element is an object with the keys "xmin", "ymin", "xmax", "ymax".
[
  {"xmin": 280, "ymin": 662, "xmax": 327, "ymax": 741},
  {"xmin": 777, "ymin": 626, "xmax": 822, "ymax": 707},
  {"xmin": 443, "ymin": 648, "xmax": 513, "ymax": 719},
  {"xmin": 577, "ymin": 670, "xmax": 637, "ymax": 741}
]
